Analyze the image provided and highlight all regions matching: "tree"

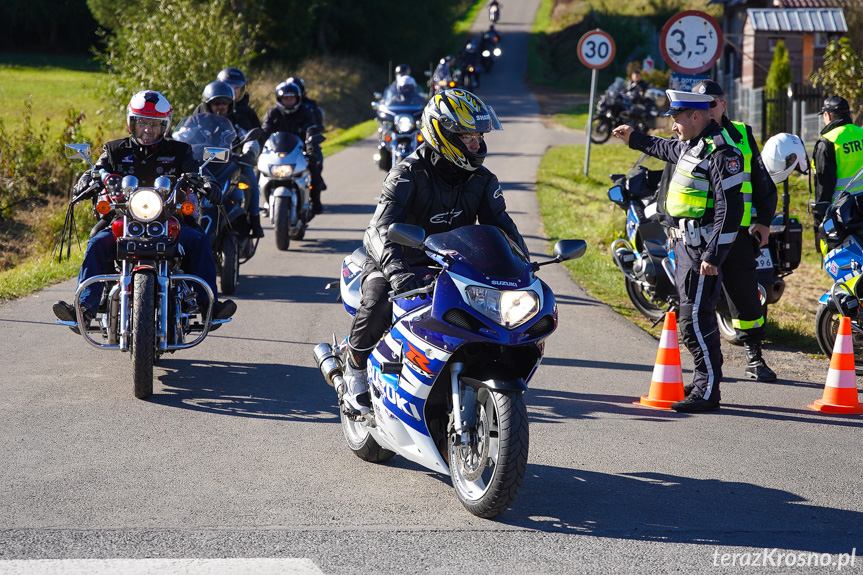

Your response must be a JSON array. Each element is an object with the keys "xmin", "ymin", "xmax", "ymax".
[
  {"xmin": 811, "ymin": 37, "xmax": 863, "ymax": 123},
  {"xmin": 765, "ymin": 40, "xmax": 791, "ymax": 136},
  {"xmin": 97, "ymin": 0, "xmax": 257, "ymax": 116}
]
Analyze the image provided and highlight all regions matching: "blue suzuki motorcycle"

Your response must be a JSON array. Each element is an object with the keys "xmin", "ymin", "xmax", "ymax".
[{"xmin": 314, "ymin": 224, "xmax": 585, "ymax": 518}]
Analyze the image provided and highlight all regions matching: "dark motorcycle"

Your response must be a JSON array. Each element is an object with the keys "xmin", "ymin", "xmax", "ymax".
[
  {"xmin": 371, "ymin": 83, "xmax": 426, "ymax": 172},
  {"xmin": 58, "ymin": 143, "xmax": 233, "ymax": 399},
  {"xmin": 314, "ymin": 224, "xmax": 585, "ymax": 517},
  {"xmin": 590, "ymin": 79, "xmax": 662, "ymax": 144},
  {"xmin": 607, "ymin": 156, "xmax": 801, "ymax": 343},
  {"xmin": 479, "ymin": 29, "xmax": 501, "ymax": 73},
  {"xmin": 172, "ymin": 113, "xmax": 261, "ymax": 294}
]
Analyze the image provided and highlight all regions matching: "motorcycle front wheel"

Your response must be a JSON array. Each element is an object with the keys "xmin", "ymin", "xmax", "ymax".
[
  {"xmin": 131, "ymin": 272, "xmax": 156, "ymax": 399},
  {"xmin": 815, "ymin": 304, "xmax": 863, "ymax": 369},
  {"xmin": 219, "ymin": 234, "xmax": 239, "ymax": 295},
  {"xmin": 624, "ymin": 277, "xmax": 667, "ymax": 321},
  {"xmin": 716, "ymin": 310, "xmax": 743, "ymax": 345},
  {"xmin": 449, "ymin": 388, "xmax": 528, "ymax": 518},
  {"xmin": 590, "ymin": 117, "xmax": 612, "ymax": 144},
  {"xmin": 272, "ymin": 195, "xmax": 291, "ymax": 251},
  {"xmin": 341, "ymin": 409, "xmax": 395, "ymax": 463}
]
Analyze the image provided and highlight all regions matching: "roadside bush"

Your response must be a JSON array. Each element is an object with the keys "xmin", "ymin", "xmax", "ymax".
[{"xmin": 96, "ymin": 0, "xmax": 256, "ymax": 116}]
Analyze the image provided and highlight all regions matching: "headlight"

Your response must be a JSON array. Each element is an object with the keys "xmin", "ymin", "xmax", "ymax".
[
  {"xmin": 271, "ymin": 164, "xmax": 294, "ymax": 178},
  {"xmin": 395, "ymin": 115, "xmax": 414, "ymax": 133},
  {"xmin": 128, "ymin": 189, "xmax": 163, "ymax": 222},
  {"xmin": 493, "ymin": 47, "xmax": 502, "ymax": 56},
  {"xmin": 482, "ymin": 50, "xmax": 491, "ymax": 58},
  {"xmin": 465, "ymin": 286, "xmax": 539, "ymax": 328}
]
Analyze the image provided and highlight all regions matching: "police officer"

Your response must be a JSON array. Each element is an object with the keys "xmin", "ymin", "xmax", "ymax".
[
  {"xmin": 339, "ymin": 90, "xmax": 527, "ymax": 415},
  {"xmin": 692, "ymin": 79, "xmax": 778, "ymax": 383},
  {"xmin": 613, "ymin": 90, "xmax": 744, "ymax": 413},
  {"xmin": 52, "ymin": 90, "xmax": 236, "ymax": 331},
  {"xmin": 812, "ymin": 96, "xmax": 863, "ymax": 239}
]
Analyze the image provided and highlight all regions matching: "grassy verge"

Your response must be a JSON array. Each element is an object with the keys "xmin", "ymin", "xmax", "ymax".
[
  {"xmin": 536, "ymin": 143, "xmax": 825, "ymax": 353},
  {"xmin": 321, "ymin": 119, "xmax": 378, "ymax": 157}
]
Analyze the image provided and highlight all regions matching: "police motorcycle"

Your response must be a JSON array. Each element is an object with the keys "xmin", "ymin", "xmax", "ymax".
[
  {"xmin": 313, "ymin": 224, "xmax": 586, "ymax": 517},
  {"xmin": 172, "ymin": 113, "xmax": 261, "ymax": 294},
  {"xmin": 371, "ymin": 79, "xmax": 427, "ymax": 172},
  {"xmin": 257, "ymin": 126, "xmax": 326, "ymax": 251},
  {"xmin": 607, "ymin": 137, "xmax": 803, "ymax": 342},
  {"xmin": 58, "ymin": 143, "xmax": 233, "ymax": 399},
  {"xmin": 590, "ymin": 78, "xmax": 663, "ymax": 144}
]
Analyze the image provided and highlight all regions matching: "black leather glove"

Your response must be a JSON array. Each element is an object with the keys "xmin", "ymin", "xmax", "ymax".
[
  {"xmin": 74, "ymin": 171, "xmax": 93, "ymax": 195},
  {"xmin": 390, "ymin": 272, "xmax": 422, "ymax": 296},
  {"xmin": 202, "ymin": 180, "xmax": 219, "ymax": 201}
]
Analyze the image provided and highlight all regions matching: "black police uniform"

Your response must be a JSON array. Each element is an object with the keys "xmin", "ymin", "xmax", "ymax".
[
  {"xmin": 346, "ymin": 143, "xmax": 528, "ymax": 367},
  {"xmin": 629, "ymin": 121, "xmax": 744, "ymax": 407},
  {"xmin": 261, "ymin": 103, "xmax": 325, "ymax": 211}
]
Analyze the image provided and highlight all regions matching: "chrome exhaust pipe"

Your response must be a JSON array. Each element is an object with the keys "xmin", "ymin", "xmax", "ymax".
[{"xmin": 313, "ymin": 342, "xmax": 344, "ymax": 390}]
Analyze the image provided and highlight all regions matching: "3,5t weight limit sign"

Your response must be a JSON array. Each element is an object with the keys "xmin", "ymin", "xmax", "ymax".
[
  {"xmin": 578, "ymin": 30, "xmax": 615, "ymax": 69},
  {"xmin": 660, "ymin": 11, "xmax": 723, "ymax": 74}
]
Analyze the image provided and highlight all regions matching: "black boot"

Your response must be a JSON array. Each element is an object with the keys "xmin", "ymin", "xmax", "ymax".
[
  {"xmin": 250, "ymin": 215, "xmax": 264, "ymax": 238},
  {"xmin": 744, "ymin": 341, "xmax": 777, "ymax": 382}
]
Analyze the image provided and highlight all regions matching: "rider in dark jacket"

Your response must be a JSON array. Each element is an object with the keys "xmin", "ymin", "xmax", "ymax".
[
  {"xmin": 52, "ymin": 90, "xmax": 236, "ymax": 331},
  {"xmin": 261, "ymin": 80, "xmax": 326, "ymax": 214},
  {"xmin": 193, "ymin": 81, "xmax": 264, "ymax": 238},
  {"xmin": 339, "ymin": 89, "xmax": 527, "ymax": 415},
  {"xmin": 218, "ymin": 67, "xmax": 261, "ymax": 130}
]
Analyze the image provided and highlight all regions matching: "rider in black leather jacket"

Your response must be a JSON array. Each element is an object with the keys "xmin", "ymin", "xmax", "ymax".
[{"xmin": 339, "ymin": 89, "xmax": 527, "ymax": 415}]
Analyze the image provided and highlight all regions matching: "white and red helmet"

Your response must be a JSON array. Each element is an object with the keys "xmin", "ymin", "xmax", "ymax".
[{"xmin": 126, "ymin": 90, "xmax": 173, "ymax": 146}]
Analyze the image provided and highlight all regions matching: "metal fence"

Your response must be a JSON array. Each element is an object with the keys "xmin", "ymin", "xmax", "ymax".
[{"xmin": 723, "ymin": 78, "xmax": 823, "ymax": 144}]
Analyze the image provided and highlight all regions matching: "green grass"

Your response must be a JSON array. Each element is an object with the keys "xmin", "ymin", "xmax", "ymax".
[
  {"xmin": 553, "ymin": 103, "xmax": 590, "ymax": 131},
  {"xmin": 321, "ymin": 119, "xmax": 378, "ymax": 157},
  {"xmin": 0, "ymin": 53, "xmax": 110, "ymax": 136},
  {"xmin": 536, "ymin": 142, "xmax": 825, "ymax": 352}
]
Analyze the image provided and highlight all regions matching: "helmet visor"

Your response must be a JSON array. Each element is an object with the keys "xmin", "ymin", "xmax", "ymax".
[
  {"xmin": 440, "ymin": 103, "xmax": 502, "ymax": 134},
  {"xmin": 129, "ymin": 115, "xmax": 169, "ymax": 145}
]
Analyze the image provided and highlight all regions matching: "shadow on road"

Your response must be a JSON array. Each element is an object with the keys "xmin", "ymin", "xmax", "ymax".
[
  {"xmin": 501, "ymin": 465, "xmax": 863, "ymax": 553},
  {"xmin": 235, "ymin": 274, "xmax": 335, "ymax": 303},
  {"xmin": 150, "ymin": 358, "xmax": 338, "ymax": 423}
]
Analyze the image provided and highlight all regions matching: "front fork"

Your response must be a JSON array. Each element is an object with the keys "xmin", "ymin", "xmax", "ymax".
[{"xmin": 449, "ymin": 362, "xmax": 477, "ymax": 446}]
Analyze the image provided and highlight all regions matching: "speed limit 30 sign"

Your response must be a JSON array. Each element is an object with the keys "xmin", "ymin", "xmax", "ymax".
[
  {"xmin": 578, "ymin": 30, "xmax": 615, "ymax": 70},
  {"xmin": 660, "ymin": 11, "xmax": 723, "ymax": 74}
]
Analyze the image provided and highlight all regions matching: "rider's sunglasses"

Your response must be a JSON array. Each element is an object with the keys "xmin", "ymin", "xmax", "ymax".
[{"xmin": 459, "ymin": 133, "xmax": 484, "ymax": 144}]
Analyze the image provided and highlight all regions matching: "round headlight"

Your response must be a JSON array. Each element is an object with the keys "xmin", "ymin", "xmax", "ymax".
[
  {"xmin": 128, "ymin": 189, "xmax": 163, "ymax": 222},
  {"xmin": 396, "ymin": 115, "xmax": 414, "ymax": 133}
]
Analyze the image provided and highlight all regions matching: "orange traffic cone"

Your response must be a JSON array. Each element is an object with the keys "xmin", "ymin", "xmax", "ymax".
[
  {"xmin": 636, "ymin": 311, "xmax": 686, "ymax": 409},
  {"xmin": 809, "ymin": 316, "xmax": 863, "ymax": 414}
]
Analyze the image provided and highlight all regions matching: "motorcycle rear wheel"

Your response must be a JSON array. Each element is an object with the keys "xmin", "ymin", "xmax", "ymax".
[
  {"xmin": 341, "ymin": 409, "xmax": 395, "ymax": 463},
  {"xmin": 590, "ymin": 117, "xmax": 612, "ymax": 144},
  {"xmin": 273, "ymin": 196, "xmax": 291, "ymax": 251},
  {"xmin": 449, "ymin": 389, "xmax": 528, "ymax": 518},
  {"xmin": 716, "ymin": 310, "xmax": 743, "ymax": 345},
  {"xmin": 624, "ymin": 277, "xmax": 667, "ymax": 321},
  {"xmin": 131, "ymin": 272, "xmax": 156, "ymax": 400},
  {"xmin": 219, "ymin": 234, "xmax": 239, "ymax": 295}
]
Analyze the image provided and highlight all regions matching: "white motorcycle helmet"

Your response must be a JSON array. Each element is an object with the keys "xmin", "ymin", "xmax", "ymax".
[{"xmin": 762, "ymin": 133, "xmax": 808, "ymax": 184}]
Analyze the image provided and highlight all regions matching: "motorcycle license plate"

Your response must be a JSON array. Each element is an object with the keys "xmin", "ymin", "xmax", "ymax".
[{"xmin": 756, "ymin": 248, "xmax": 773, "ymax": 270}]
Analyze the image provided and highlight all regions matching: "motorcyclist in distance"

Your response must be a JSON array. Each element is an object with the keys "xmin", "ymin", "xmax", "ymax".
[
  {"xmin": 218, "ymin": 66, "xmax": 261, "ymax": 130},
  {"xmin": 625, "ymin": 68, "xmax": 651, "ymax": 107},
  {"xmin": 261, "ymin": 80, "xmax": 326, "ymax": 215},
  {"xmin": 432, "ymin": 56, "xmax": 454, "ymax": 93},
  {"xmin": 457, "ymin": 39, "xmax": 481, "ymax": 89},
  {"xmin": 53, "ymin": 90, "xmax": 236, "ymax": 330},
  {"xmin": 193, "ymin": 81, "xmax": 264, "ymax": 238}
]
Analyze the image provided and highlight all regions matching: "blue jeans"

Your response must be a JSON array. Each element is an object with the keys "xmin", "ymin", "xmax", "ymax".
[{"xmin": 77, "ymin": 226, "xmax": 219, "ymax": 314}]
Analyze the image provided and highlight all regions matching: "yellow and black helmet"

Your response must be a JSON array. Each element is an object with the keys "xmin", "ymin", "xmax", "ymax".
[{"xmin": 421, "ymin": 89, "xmax": 502, "ymax": 171}]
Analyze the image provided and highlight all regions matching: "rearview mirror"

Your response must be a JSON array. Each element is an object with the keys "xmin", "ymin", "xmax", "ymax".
[
  {"xmin": 553, "ymin": 239, "xmax": 587, "ymax": 262},
  {"xmin": 387, "ymin": 223, "xmax": 426, "ymax": 248},
  {"xmin": 203, "ymin": 147, "xmax": 230, "ymax": 164},
  {"xmin": 65, "ymin": 143, "xmax": 92, "ymax": 162},
  {"xmin": 607, "ymin": 185, "xmax": 628, "ymax": 207}
]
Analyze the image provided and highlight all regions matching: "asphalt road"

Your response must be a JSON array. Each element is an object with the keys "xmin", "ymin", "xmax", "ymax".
[{"xmin": 1, "ymin": 2, "xmax": 862, "ymax": 574}]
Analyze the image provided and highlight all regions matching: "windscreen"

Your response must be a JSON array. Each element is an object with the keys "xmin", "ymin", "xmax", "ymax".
[{"xmin": 425, "ymin": 225, "xmax": 527, "ymax": 279}]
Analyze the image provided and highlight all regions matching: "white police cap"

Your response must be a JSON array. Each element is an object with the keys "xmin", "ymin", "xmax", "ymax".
[{"xmin": 663, "ymin": 90, "xmax": 714, "ymax": 116}]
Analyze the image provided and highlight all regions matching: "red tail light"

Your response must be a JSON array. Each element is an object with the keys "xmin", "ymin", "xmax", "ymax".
[
  {"xmin": 112, "ymin": 219, "xmax": 124, "ymax": 239},
  {"xmin": 167, "ymin": 216, "xmax": 180, "ymax": 239}
]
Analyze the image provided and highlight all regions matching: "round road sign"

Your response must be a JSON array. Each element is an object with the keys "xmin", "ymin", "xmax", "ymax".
[
  {"xmin": 578, "ymin": 30, "xmax": 615, "ymax": 70},
  {"xmin": 659, "ymin": 11, "xmax": 723, "ymax": 75}
]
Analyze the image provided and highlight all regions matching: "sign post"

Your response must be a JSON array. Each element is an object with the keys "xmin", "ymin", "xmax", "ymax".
[{"xmin": 578, "ymin": 29, "xmax": 615, "ymax": 177}]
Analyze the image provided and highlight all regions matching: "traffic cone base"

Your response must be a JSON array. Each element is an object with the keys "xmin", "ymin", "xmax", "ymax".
[
  {"xmin": 809, "ymin": 316, "xmax": 863, "ymax": 414},
  {"xmin": 637, "ymin": 311, "xmax": 685, "ymax": 410}
]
